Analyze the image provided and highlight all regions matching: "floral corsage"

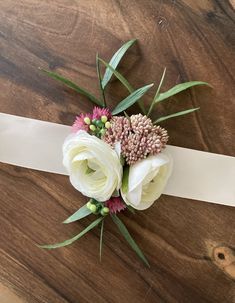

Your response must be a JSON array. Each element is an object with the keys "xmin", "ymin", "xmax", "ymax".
[{"xmin": 39, "ymin": 39, "xmax": 209, "ymax": 266}]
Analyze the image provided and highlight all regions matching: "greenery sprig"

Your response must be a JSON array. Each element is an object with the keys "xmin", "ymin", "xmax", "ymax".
[{"xmin": 40, "ymin": 39, "xmax": 210, "ymax": 122}]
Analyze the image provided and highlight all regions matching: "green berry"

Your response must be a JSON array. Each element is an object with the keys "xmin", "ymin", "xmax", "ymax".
[
  {"xmin": 105, "ymin": 121, "xmax": 111, "ymax": 129},
  {"xmin": 90, "ymin": 204, "xmax": 97, "ymax": 213},
  {"xmin": 101, "ymin": 207, "xmax": 109, "ymax": 216},
  {"xmin": 84, "ymin": 117, "xmax": 91, "ymax": 125},
  {"xmin": 89, "ymin": 125, "xmax": 96, "ymax": 131},
  {"xmin": 101, "ymin": 115, "xmax": 108, "ymax": 123},
  {"xmin": 96, "ymin": 120, "xmax": 104, "ymax": 128},
  {"xmin": 100, "ymin": 128, "xmax": 106, "ymax": 136},
  {"xmin": 86, "ymin": 201, "xmax": 92, "ymax": 209},
  {"xmin": 103, "ymin": 207, "xmax": 109, "ymax": 214}
]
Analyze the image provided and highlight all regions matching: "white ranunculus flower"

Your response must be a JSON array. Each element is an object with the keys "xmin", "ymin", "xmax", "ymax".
[
  {"xmin": 121, "ymin": 153, "xmax": 173, "ymax": 210},
  {"xmin": 63, "ymin": 130, "xmax": 123, "ymax": 201}
]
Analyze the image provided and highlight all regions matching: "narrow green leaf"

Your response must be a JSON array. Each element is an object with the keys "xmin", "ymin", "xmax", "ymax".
[
  {"xmin": 99, "ymin": 57, "xmax": 146, "ymax": 114},
  {"xmin": 96, "ymin": 54, "xmax": 106, "ymax": 107},
  {"xmin": 122, "ymin": 166, "xmax": 130, "ymax": 194},
  {"xmin": 126, "ymin": 205, "xmax": 136, "ymax": 214},
  {"xmin": 111, "ymin": 215, "xmax": 150, "ymax": 267},
  {"xmin": 154, "ymin": 107, "xmax": 200, "ymax": 124},
  {"xmin": 147, "ymin": 67, "xmax": 166, "ymax": 116},
  {"xmin": 99, "ymin": 58, "xmax": 134, "ymax": 93},
  {"xmin": 112, "ymin": 83, "xmax": 153, "ymax": 115},
  {"xmin": 39, "ymin": 217, "xmax": 103, "ymax": 249},
  {"xmin": 99, "ymin": 220, "xmax": 104, "ymax": 262},
  {"xmin": 154, "ymin": 67, "xmax": 167, "ymax": 101},
  {"xmin": 156, "ymin": 81, "xmax": 211, "ymax": 103},
  {"xmin": 63, "ymin": 203, "xmax": 92, "ymax": 224},
  {"xmin": 40, "ymin": 68, "xmax": 103, "ymax": 106},
  {"xmin": 102, "ymin": 39, "xmax": 136, "ymax": 88}
]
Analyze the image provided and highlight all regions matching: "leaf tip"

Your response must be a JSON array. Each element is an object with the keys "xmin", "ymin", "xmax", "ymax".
[
  {"xmin": 130, "ymin": 38, "xmax": 137, "ymax": 43},
  {"xmin": 205, "ymin": 82, "xmax": 213, "ymax": 88},
  {"xmin": 36, "ymin": 244, "xmax": 50, "ymax": 250},
  {"xmin": 146, "ymin": 261, "xmax": 151, "ymax": 268}
]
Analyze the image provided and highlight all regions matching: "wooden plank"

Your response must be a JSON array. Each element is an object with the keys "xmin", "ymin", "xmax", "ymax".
[
  {"xmin": 0, "ymin": 283, "xmax": 24, "ymax": 303},
  {"xmin": 0, "ymin": 0, "xmax": 234, "ymax": 302}
]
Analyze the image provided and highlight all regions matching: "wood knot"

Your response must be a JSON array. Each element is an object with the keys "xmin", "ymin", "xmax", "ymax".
[
  {"xmin": 156, "ymin": 16, "xmax": 168, "ymax": 30},
  {"xmin": 212, "ymin": 246, "xmax": 235, "ymax": 280}
]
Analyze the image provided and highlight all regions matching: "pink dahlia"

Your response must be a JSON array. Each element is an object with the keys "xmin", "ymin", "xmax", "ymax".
[
  {"xmin": 92, "ymin": 107, "xmax": 112, "ymax": 120},
  {"xmin": 72, "ymin": 113, "xmax": 92, "ymax": 133},
  {"xmin": 105, "ymin": 197, "xmax": 126, "ymax": 214}
]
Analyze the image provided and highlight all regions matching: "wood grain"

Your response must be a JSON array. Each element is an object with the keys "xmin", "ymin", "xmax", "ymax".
[{"xmin": 0, "ymin": 0, "xmax": 235, "ymax": 302}]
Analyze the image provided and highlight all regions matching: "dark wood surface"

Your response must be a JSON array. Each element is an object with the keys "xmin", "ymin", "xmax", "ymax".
[{"xmin": 0, "ymin": 1, "xmax": 235, "ymax": 302}]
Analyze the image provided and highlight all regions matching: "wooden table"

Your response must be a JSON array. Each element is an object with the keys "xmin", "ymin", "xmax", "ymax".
[{"xmin": 0, "ymin": 1, "xmax": 235, "ymax": 302}]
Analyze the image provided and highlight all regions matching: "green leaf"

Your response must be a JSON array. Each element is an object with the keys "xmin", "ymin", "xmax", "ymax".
[
  {"xmin": 102, "ymin": 39, "xmax": 136, "ymax": 89},
  {"xmin": 154, "ymin": 67, "xmax": 167, "ymax": 101},
  {"xmin": 111, "ymin": 215, "xmax": 150, "ymax": 267},
  {"xmin": 147, "ymin": 67, "xmax": 166, "ymax": 116},
  {"xmin": 99, "ymin": 57, "xmax": 146, "ymax": 114},
  {"xmin": 40, "ymin": 68, "xmax": 103, "ymax": 106},
  {"xmin": 99, "ymin": 220, "xmax": 104, "ymax": 262},
  {"xmin": 154, "ymin": 107, "xmax": 200, "ymax": 123},
  {"xmin": 126, "ymin": 205, "xmax": 136, "ymax": 214},
  {"xmin": 99, "ymin": 58, "xmax": 134, "ymax": 93},
  {"xmin": 39, "ymin": 217, "xmax": 103, "ymax": 249},
  {"xmin": 122, "ymin": 166, "xmax": 130, "ymax": 194},
  {"xmin": 156, "ymin": 81, "xmax": 211, "ymax": 103},
  {"xmin": 96, "ymin": 54, "xmax": 106, "ymax": 107},
  {"xmin": 63, "ymin": 203, "xmax": 92, "ymax": 224},
  {"xmin": 112, "ymin": 83, "xmax": 153, "ymax": 115}
]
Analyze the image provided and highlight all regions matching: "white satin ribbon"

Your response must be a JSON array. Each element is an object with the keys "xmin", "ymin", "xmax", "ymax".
[{"xmin": 0, "ymin": 113, "xmax": 234, "ymax": 207}]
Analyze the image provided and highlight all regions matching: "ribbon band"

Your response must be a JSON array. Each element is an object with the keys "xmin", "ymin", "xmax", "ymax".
[{"xmin": 0, "ymin": 113, "xmax": 234, "ymax": 207}]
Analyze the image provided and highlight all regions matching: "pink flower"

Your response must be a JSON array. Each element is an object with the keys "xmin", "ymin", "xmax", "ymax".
[
  {"xmin": 105, "ymin": 197, "xmax": 126, "ymax": 214},
  {"xmin": 92, "ymin": 107, "xmax": 112, "ymax": 120},
  {"xmin": 72, "ymin": 113, "xmax": 92, "ymax": 133}
]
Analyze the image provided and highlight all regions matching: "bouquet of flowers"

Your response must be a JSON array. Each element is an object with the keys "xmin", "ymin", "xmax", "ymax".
[{"xmin": 39, "ymin": 39, "xmax": 209, "ymax": 266}]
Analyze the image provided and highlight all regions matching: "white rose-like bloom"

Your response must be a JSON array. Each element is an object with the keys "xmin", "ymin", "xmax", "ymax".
[
  {"xmin": 63, "ymin": 130, "xmax": 122, "ymax": 201},
  {"xmin": 121, "ymin": 153, "xmax": 173, "ymax": 210}
]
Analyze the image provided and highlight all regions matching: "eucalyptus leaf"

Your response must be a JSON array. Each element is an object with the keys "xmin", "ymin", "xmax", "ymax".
[
  {"xmin": 40, "ymin": 68, "xmax": 103, "ymax": 106},
  {"xmin": 111, "ymin": 215, "xmax": 150, "ymax": 267},
  {"xmin": 154, "ymin": 107, "xmax": 200, "ymax": 123},
  {"xmin": 99, "ymin": 220, "xmax": 104, "ymax": 261},
  {"xmin": 39, "ymin": 217, "xmax": 103, "ymax": 249},
  {"xmin": 112, "ymin": 83, "xmax": 153, "ymax": 115},
  {"xmin": 63, "ymin": 203, "xmax": 92, "ymax": 224},
  {"xmin": 122, "ymin": 166, "xmax": 130, "ymax": 194},
  {"xmin": 156, "ymin": 81, "xmax": 210, "ymax": 103},
  {"xmin": 102, "ymin": 39, "xmax": 136, "ymax": 88}
]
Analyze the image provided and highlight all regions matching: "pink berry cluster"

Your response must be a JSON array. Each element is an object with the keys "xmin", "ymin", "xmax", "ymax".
[{"xmin": 103, "ymin": 113, "xmax": 168, "ymax": 164}]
